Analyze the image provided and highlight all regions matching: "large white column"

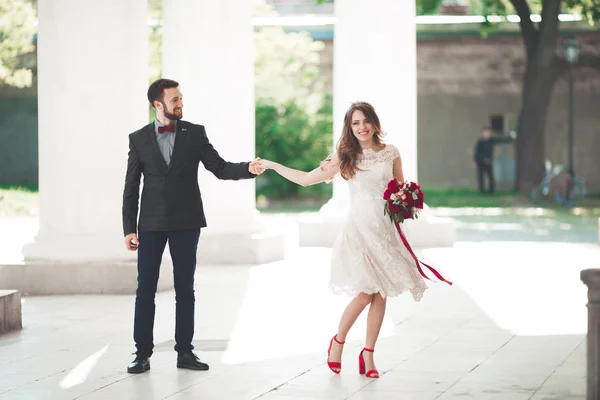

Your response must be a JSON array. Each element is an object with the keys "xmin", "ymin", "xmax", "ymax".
[
  {"xmin": 298, "ymin": 0, "xmax": 455, "ymax": 247},
  {"xmin": 322, "ymin": 0, "xmax": 417, "ymax": 217},
  {"xmin": 12, "ymin": 0, "xmax": 172, "ymax": 294},
  {"xmin": 162, "ymin": 0, "xmax": 285, "ymax": 264}
]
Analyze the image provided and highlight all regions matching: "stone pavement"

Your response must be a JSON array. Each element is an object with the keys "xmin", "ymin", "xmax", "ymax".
[{"xmin": 0, "ymin": 214, "xmax": 597, "ymax": 399}]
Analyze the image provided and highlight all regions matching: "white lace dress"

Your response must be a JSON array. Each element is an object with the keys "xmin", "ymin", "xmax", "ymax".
[{"xmin": 327, "ymin": 145, "xmax": 428, "ymax": 301}]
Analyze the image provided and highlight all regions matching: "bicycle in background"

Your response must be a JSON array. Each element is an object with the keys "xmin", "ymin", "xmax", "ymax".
[{"xmin": 530, "ymin": 159, "xmax": 587, "ymax": 207}]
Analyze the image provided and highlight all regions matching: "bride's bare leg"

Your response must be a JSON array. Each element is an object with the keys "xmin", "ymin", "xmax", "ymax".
[
  {"xmin": 329, "ymin": 293, "xmax": 374, "ymax": 371},
  {"xmin": 364, "ymin": 293, "xmax": 387, "ymax": 375}
]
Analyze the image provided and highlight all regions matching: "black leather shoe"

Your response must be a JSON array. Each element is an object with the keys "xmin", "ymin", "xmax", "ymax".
[
  {"xmin": 177, "ymin": 351, "xmax": 209, "ymax": 371},
  {"xmin": 127, "ymin": 355, "xmax": 150, "ymax": 374}
]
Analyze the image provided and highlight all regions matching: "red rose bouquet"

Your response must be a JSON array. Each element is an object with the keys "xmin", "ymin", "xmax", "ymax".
[
  {"xmin": 383, "ymin": 179, "xmax": 424, "ymax": 223},
  {"xmin": 382, "ymin": 178, "xmax": 453, "ymax": 286}
]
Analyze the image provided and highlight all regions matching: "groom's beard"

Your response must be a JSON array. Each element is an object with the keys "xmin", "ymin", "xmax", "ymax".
[
  {"xmin": 161, "ymin": 102, "xmax": 182, "ymax": 121},
  {"xmin": 164, "ymin": 110, "xmax": 182, "ymax": 120}
]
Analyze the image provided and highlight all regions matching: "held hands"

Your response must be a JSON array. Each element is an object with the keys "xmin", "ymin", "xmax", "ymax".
[
  {"xmin": 249, "ymin": 157, "xmax": 276, "ymax": 175},
  {"xmin": 249, "ymin": 157, "xmax": 265, "ymax": 175},
  {"xmin": 249, "ymin": 157, "xmax": 276, "ymax": 174},
  {"xmin": 260, "ymin": 159, "xmax": 275, "ymax": 170}
]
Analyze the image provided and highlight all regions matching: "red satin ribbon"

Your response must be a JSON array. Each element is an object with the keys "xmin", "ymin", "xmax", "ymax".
[{"xmin": 394, "ymin": 221, "xmax": 453, "ymax": 286}]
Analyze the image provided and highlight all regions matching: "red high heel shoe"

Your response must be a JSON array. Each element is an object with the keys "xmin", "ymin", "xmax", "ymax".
[
  {"xmin": 358, "ymin": 347, "xmax": 379, "ymax": 378},
  {"xmin": 327, "ymin": 335, "xmax": 345, "ymax": 374}
]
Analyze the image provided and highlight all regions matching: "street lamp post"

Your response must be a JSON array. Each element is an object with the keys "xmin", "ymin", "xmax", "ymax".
[{"xmin": 563, "ymin": 37, "xmax": 580, "ymax": 200}]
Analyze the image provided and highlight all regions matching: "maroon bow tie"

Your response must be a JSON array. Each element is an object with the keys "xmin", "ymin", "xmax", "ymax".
[{"xmin": 158, "ymin": 124, "xmax": 175, "ymax": 133}]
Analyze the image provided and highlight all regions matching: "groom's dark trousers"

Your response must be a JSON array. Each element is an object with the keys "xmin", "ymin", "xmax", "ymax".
[
  {"xmin": 134, "ymin": 229, "xmax": 200, "ymax": 356},
  {"xmin": 122, "ymin": 120, "xmax": 256, "ymax": 358}
]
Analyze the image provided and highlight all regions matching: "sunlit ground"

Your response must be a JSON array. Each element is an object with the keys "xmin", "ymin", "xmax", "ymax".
[
  {"xmin": 424, "ymin": 241, "xmax": 592, "ymax": 336},
  {"xmin": 0, "ymin": 211, "xmax": 595, "ymax": 398},
  {"xmin": 59, "ymin": 345, "xmax": 110, "ymax": 389}
]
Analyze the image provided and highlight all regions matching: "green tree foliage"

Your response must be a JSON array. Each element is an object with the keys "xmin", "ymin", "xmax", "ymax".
[
  {"xmin": 255, "ymin": 26, "xmax": 326, "ymax": 114},
  {"xmin": 148, "ymin": 0, "xmax": 164, "ymax": 121},
  {"xmin": 255, "ymin": 96, "xmax": 333, "ymax": 198},
  {"xmin": 254, "ymin": 1, "xmax": 333, "ymax": 199},
  {"xmin": 0, "ymin": 0, "xmax": 36, "ymax": 88},
  {"xmin": 148, "ymin": 0, "xmax": 163, "ymax": 84}
]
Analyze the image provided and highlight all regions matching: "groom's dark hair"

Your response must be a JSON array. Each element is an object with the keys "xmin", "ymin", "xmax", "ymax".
[{"xmin": 147, "ymin": 78, "xmax": 179, "ymax": 108}]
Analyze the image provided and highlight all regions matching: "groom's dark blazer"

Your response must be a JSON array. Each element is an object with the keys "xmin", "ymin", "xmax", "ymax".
[{"xmin": 122, "ymin": 120, "xmax": 255, "ymax": 236}]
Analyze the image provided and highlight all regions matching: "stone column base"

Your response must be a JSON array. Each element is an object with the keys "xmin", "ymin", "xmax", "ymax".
[
  {"xmin": 581, "ymin": 268, "xmax": 600, "ymax": 400},
  {"xmin": 5, "ymin": 229, "xmax": 286, "ymax": 294},
  {"xmin": 0, "ymin": 290, "xmax": 22, "ymax": 334},
  {"xmin": 297, "ymin": 206, "xmax": 456, "ymax": 248},
  {"xmin": 12, "ymin": 232, "xmax": 173, "ymax": 295},
  {"xmin": 0, "ymin": 261, "xmax": 173, "ymax": 296},
  {"xmin": 197, "ymin": 231, "xmax": 286, "ymax": 265}
]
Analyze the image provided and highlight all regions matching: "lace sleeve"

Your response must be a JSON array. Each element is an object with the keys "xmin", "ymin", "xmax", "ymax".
[
  {"xmin": 389, "ymin": 144, "xmax": 400, "ymax": 161},
  {"xmin": 320, "ymin": 152, "xmax": 339, "ymax": 184}
]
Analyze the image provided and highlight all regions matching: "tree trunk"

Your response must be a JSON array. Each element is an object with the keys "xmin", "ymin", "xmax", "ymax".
[
  {"xmin": 512, "ymin": 0, "xmax": 562, "ymax": 194},
  {"xmin": 516, "ymin": 66, "xmax": 555, "ymax": 193}
]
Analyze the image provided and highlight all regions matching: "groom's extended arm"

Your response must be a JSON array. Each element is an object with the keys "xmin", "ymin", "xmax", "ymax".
[
  {"xmin": 198, "ymin": 125, "xmax": 256, "ymax": 180},
  {"xmin": 122, "ymin": 135, "xmax": 143, "ymax": 236}
]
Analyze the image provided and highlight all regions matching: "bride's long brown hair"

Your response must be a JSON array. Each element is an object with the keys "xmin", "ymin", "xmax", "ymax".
[{"xmin": 336, "ymin": 102, "xmax": 385, "ymax": 180}]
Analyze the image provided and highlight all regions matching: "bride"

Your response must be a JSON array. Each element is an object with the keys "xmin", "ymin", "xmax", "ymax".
[{"xmin": 258, "ymin": 101, "xmax": 431, "ymax": 379}]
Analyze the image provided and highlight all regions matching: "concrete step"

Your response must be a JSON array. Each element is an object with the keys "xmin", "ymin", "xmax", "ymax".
[{"xmin": 0, "ymin": 290, "xmax": 22, "ymax": 334}]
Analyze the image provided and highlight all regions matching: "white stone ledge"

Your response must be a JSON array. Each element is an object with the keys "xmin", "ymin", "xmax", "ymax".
[
  {"xmin": 0, "ymin": 290, "xmax": 22, "ymax": 334},
  {"xmin": 0, "ymin": 261, "xmax": 173, "ymax": 295}
]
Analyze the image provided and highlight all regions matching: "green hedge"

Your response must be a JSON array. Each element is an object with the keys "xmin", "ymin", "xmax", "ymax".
[{"xmin": 255, "ymin": 94, "xmax": 333, "ymax": 199}]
